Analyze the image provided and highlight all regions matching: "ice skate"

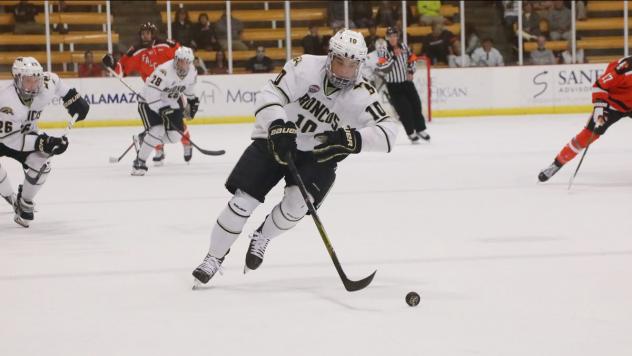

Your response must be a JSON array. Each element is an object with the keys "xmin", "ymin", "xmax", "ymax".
[
  {"xmin": 538, "ymin": 160, "xmax": 563, "ymax": 182},
  {"xmin": 417, "ymin": 130, "xmax": 431, "ymax": 141},
  {"xmin": 244, "ymin": 230, "xmax": 271, "ymax": 273},
  {"xmin": 183, "ymin": 143, "xmax": 193, "ymax": 163},
  {"xmin": 192, "ymin": 251, "xmax": 228, "ymax": 288},
  {"xmin": 131, "ymin": 158, "xmax": 148, "ymax": 176},
  {"xmin": 13, "ymin": 185, "xmax": 34, "ymax": 228},
  {"xmin": 152, "ymin": 145, "xmax": 165, "ymax": 166}
]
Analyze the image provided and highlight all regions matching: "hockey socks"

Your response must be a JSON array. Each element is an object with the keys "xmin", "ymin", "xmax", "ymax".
[{"xmin": 556, "ymin": 127, "xmax": 599, "ymax": 165}]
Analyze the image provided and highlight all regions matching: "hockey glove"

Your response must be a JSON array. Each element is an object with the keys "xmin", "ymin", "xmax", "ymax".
[
  {"xmin": 63, "ymin": 88, "xmax": 89, "ymax": 121},
  {"xmin": 592, "ymin": 100, "xmax": 609, "ymax": 128},
  {"xmin": 267, "ymin": 119, "xmax": 297, "ymax": 165},
  {"xmin": 102, "ymin": 53, "xmax": 116, "ymax": 70},
  {"xmin": 35, "ymin": 133, "xmax": 69, "ymax": 155},
  {"xmin": 314, "ymin": 127, "xmax": 362, "ymax": 164},
  {"xmin": 187, "ymin": 97, "xmax": 200, "ymax": 118}
]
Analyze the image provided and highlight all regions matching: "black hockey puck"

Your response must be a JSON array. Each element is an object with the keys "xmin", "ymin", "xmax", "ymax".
[{"xmin": 406, "ymin": 291, "xmax": 420, "ymax": 307}]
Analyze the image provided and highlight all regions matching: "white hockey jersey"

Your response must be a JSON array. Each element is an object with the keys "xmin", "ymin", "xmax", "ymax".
[
  {"xmin": 140, "ymin": 59, "xmax": 197, "ymax": 113},
  {"xmin": 0, "ymin": 72, "xmax": 71, "ymax": 152},
  {"xmin": 253, "ymin": 55, "xmax": 398, "ymax": 152}
]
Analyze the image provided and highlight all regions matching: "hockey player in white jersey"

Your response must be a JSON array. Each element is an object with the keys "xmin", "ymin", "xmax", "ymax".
[
  {"xmin": 0, "ymin": 57, "xmax": 89, "ymax": 227},
  {"xmin": 132, "ymin": 46, "xmax": 199, "ymax": 176},
  {"xmin": 192, "ymin": 29, "xmax": 399, "ymax": 285}
]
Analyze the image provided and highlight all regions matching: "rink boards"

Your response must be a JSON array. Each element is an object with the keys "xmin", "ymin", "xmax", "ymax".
[{"xmin": 0, "ymin": 62, "xmax": 604, "ymax": 128}]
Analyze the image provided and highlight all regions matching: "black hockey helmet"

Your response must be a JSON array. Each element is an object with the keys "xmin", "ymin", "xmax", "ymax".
[
  {"xmin": 386, "ymin": 26, "xmax": 399, "ymax": 37},
  {"xmin": 139, "ymin": 21, "xmax": 158, "ymax": 37}
]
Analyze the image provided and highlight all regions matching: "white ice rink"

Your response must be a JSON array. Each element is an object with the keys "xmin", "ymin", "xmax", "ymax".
[{"xmin": 1, "ymin": 114, "xmax": 631, "ymax": 356}]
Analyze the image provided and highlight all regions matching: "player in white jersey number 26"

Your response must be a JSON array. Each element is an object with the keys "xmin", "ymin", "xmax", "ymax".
[
  {"xmin": 0, "ymin": 57, "xmax": 89, "ymax": 227},
  {"xmin": 192, "ymin": 29, "xmax": 399, "ymax": 287}
]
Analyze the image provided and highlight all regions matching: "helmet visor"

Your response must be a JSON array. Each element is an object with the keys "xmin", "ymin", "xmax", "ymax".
[
  {"xmin": 17, "ymin": 74, "xmax": 43, "ymax": 99},
  {"xmin": 328, "ymin": 54, "xmax": 361, "ymax": 88}
]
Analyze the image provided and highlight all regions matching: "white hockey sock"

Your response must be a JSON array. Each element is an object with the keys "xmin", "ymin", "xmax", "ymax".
[
  {"xmin": 208, "ymin": 190, "xmax": 260, "ymax": 258},
  {"xmin": 138, "ymin": 127, "xmax": 165, "ymax": 162},
  {"xmin": 259, "ymin": 186, "xmax": 307, "ymax": 240}
]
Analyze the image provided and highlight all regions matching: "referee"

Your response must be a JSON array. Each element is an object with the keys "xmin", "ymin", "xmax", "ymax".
[{"xmin": 378, "ymin": 27, "xmax": 430, "ymax": 143}]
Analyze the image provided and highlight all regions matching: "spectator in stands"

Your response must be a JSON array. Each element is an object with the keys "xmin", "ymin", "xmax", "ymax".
[
  {"xmin": 13, "ymin": 0, "xmax": 40, "ymax": 34},
  {"xmin": 216, "ymin": 11, "xmax": 248, "ymax": 51},
  {"xmin": 471, "ymin": 38, "xmax": 504, "ymax": 67},
  {"xmin": 375, "ymin": 1, "xmax": 398, "ymax": 27},
  {"xmin": 327, "ymin": 1, "xmax": 354, "ymax": 28},
  {"xmin": 520, "ymin": 2, "xmax": 541, "ymax": 41},
  {"xmin": 321, "ymin": 26, "xmax": 341, "ymax": 55},
  {"xmin": 365, "ymin": 21, "xmax": 379, "ymax": 53},
  {"xmin": 532, "ymin": 1, "xmax": 554, "ymax": 18},
  {"xmin": 246, "ymin": 46, "xmax": 273, "ymax": 73},
  {"xmin": 52, "ymin": 1, "xmax": 68, "ymax": 34},
  {"xmin": 417, "ymin": 0, "xmax": 444, "ymax": 26},
  {"xmin": 172, "ymin": 8, "xmax": 194, "ymax": 47},
  {"xmin": 465, "ymin": 23, "xmax": 480, "ymax": 55},
  {"xmin": 560, "ymin": 39, "xmax": 585, "ymax": 64},
  {"xmin": 448, "ymin": 40, "xmax": 470, "ymax": 68},
  {"xmin": 302, "ymin": 24, "xmax": 322, "ymax": 55},
  {"xmin": 421, "ymin": 23, "xmax": 455, "ymax": 65},
  {"xmin": 210, "ymin": 50, "xmax": 228, "ymax": 75},
  {"xmin": 192, "ymin": 13, "xmax": 220, "ymax": 51},
  {"xmin": 548, "ymin": 1, "xmax": 571, "ymax": 41},
  {"xmin": 194, "ymin": 56, "xmax": 208, "ymax": 75},
  {"xmin": 530, "ymin": 35, "xmax": 556, "ymax": 65},
  {"xmin": 78, "ymin": 50, "xmax": 105, "ymax": 77},
  {"xmin": 352, "ymin": 0, "xmax": 373, "ymax": 28},
  {"xmin": 502, "ymin": 1, "xmax": 520, "ymax": 45},
  {"xmin": 576, "ymin": 0, "xmax": 588, "ymax": 21}
]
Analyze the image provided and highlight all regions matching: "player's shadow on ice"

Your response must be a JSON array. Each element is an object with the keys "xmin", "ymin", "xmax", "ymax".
[{"xmin": 194, "ymin": 276, "xmax": 383, "ymax": 312}]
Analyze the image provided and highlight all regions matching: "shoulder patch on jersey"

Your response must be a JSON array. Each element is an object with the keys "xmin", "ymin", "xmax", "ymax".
[
  {"xmin": 309, "ymin": 84, "xmax": 320, "ymax": 93},
  {"xmin": 0, "ymin": 106, "xmax": 14, "ymax": 115},
  {"xmin": 353, "ymin": 81, "xmax": 376, "ymax": 95},
  {"xmin": 159, "ymin": 69, "xmax": 167, "ymax": 76},
  {"xmin": 292, "ymin": 56, "xmax": 302, "ymax": 66}
]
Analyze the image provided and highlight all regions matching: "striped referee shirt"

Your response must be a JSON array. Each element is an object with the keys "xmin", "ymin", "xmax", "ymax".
[{"xmin": 377, "ymin": 43, "xmax": 416, "ymax": 83}]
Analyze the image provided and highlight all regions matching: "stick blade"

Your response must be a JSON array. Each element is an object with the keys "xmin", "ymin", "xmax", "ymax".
[
  {"xmin": 197, "ymin": 148, "xmax": 226, "ymax": 156},
  {"xmin": 108, "ymin": 157, "xmax": 119, "ymax": 163},
  {"xmin": 342, "ymin": 270, "xmax": 377, "ymax": 292}
]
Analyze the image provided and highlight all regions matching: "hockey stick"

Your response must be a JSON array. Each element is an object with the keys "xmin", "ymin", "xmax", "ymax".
[
  {"xmin": 568, "ymin": 131, "xmax": 596, "ymax": 191},
  {"xmin": 286, "ymin": 153, "xmax": 376, "ymax": 292},
  {"xmin": 174, "ymin": 128, "xmax": 225, "ymax": 156},
  {"xmin": 106, "ymin": 67, "xmax": 225, "ymax": 156},
  {"xmin": 108, "ymin": 141, "xmax": 135, "ymax": 163}
]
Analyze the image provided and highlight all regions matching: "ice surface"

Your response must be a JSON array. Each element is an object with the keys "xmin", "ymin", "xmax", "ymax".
[{"xmin": 1, "ymin": 115, "xmax": 631, "ymax": 356}]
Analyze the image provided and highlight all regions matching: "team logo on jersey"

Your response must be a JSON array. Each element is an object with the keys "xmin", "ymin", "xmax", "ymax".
[
  {"xmin": 0, "ymin": 107, "xmax": 14, "ymax": 115},
  {"xmin": 292, "ymin": 56, "xmax": 302, "ymax": 66},
  {"xmin": 159, "ymin": 69, "xmax": 167, "ymax": 76},
  {"xmin": 309, "ymin": 85, "xmax": 320, "ymax": 93}
]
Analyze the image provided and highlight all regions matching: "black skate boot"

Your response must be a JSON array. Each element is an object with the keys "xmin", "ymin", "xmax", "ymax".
[
  {"xmin": 152, "ymin": 145, "xmax": 165, "ymax": 166},
  {"xmin": 131, "ymin": 158, "xmax": 148, "ymax": 176},
  {"xmin": 417, "ymin": 130, "xmax": 431, "ymax": 141},
  {"xmin": 244, "ymin": 230, "xmax": 271, "ymax": 273},
  {"xmin": 408, "ymin": 133, "xmax": 420, "ymax": 145},
  {"xmin": 183, "ymin": 143, "xmax": 193, "ymax": 163},
  {"xmin": 13, "ymin": 185, "xmax": 34, "ymax": 228},
  {"xmin": 192, "ymin": 250, "xmax": 229, "ymax": 287},
  {"xmin": 538, "ymin": 160, "xmax": 563, "ymax": 182}
]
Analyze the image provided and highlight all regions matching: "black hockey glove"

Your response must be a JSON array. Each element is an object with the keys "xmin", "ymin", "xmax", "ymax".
[
  {"xmin": 187, "ymin": 97, "xmax": 200, "ymax": 118},
  {"xmin": 267, "ymin": 119, "xmax": 297, "ymax": 165},
  {"xmin": 35, "ymin": 133, "xmax": 69, "ymax": 155},
  {"xmin": 63, "ymin": 88, "xmax": 89, "ymax": 121},
  {"xmin": 313, "ymin": 127, "xmax": 362, "ymax": 164},
  {"xmin": 102, "ymin": 53, "xmax": 116, "ymax": 70}
]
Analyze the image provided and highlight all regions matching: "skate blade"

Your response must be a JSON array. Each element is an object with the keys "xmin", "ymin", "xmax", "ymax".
[
  {"xmin": 130, "ymin": 170, "xmax": 146, "ymax": 176},
  {"xmin": 14, "ymin": 215, "xmax": 30, "ymax": 228}
]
